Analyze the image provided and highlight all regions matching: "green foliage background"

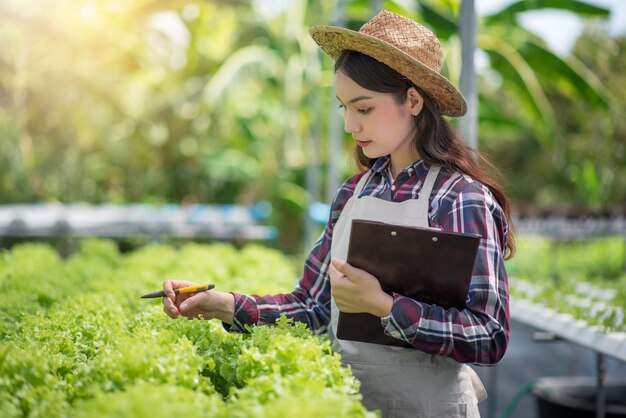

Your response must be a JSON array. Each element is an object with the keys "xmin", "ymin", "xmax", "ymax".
[{"xmin": 0, "ymin": 0, "xmax": 623, "ymax": 253}]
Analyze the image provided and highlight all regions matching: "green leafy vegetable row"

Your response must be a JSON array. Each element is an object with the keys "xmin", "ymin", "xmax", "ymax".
[
  {"xmin": 507, "ymin": 236, "xmax": 626, "ymax": 332},
  {"xmin": 0, "ymin": 240, "xmax": 376, "ymax": 418}
]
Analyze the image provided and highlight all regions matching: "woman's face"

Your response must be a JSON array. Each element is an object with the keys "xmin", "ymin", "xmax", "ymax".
[{"xmin": 335, "ymin": 69, "xmax": 423, "ymax": 174}]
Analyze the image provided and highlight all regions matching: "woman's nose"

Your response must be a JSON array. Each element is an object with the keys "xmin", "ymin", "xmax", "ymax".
[{"xmin": 343, "ymin": 112, "xmax": 361, "ymax": 133}]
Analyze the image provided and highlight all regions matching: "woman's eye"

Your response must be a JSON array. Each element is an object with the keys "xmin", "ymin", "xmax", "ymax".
[{"xmin": 357, "ymin": 107, "xmax": 372, "ymax": 115}]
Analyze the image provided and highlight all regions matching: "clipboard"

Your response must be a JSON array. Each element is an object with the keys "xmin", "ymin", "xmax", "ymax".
[{"xmin": 335, "ymin": 219, "xmax": 481, "ymax": 348}]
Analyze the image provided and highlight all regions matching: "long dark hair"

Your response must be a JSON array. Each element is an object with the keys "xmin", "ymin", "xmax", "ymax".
[{"xmin": 335, "ymin": 50, "xmax": 515, "ymax": 259}]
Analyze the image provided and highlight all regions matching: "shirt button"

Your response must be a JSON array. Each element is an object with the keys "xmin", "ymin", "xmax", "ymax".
[
  {"xmin": 408, "ymin": 168, "xmax": 413, "ymax": 173},
  {"xmin": 391, "ymin": 185, "xmax": 396, "ymax": 191}
]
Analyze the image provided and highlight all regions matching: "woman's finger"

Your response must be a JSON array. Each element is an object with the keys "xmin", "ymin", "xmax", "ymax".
[{"xmin": 163, "ymin": 302, "xmax": 179, "ymax": 318}]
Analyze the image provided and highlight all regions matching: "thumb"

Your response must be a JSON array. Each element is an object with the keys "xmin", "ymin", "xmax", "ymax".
[
  {"xmin": 179, "ymin": 293, "xmax": 203, "ymax": 313},
  {"xmin": 331, "ymin": 257, "xmax": 355, "ymax": 276}
]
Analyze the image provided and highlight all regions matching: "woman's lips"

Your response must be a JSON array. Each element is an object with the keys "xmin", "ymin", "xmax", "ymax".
[{"xmin": 356, "ymin": 139, "xmax": 372, "ymax": 147}]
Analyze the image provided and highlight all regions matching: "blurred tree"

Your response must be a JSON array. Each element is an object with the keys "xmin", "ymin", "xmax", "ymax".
[
  {"xmin": 412, "ymin": 1, "xmax": 610, "ymax": 142},
  {"xmin": 0, "ymin": 0, "xmax": 175, "ymax": 203},
  {"xmin": 564, "ymin": 27, "xmax": 626, "ymax": 210},
  {"xmin": 481, "ymin": 26, "xmax": 625, "ymax": 211},
  {"xmin": 0, "ymin": 0, "xmax": 333, "ymax": 252},
  {"xmin": 414, "ymin": 1, "xmax": 619, "ymax": 213}
]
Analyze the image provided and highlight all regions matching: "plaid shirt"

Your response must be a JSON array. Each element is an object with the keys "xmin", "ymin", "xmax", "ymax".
[{"xmin": 230, "ymin": 157, "xmax": 510, "ymax": 365}]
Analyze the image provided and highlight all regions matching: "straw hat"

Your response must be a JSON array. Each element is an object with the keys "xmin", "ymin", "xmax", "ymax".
[{"xmin": 309, "ymin": 10, "xmax": 467, "ymax": 117}]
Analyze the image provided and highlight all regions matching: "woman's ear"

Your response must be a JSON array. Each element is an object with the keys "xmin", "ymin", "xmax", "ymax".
[{"xmin": 406, "ymin": 87, "xmax": 424, "ymax": 116}]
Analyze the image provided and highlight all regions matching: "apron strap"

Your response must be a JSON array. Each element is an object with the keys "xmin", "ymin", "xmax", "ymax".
[
  {"xmin": 353, "ymin": 170, "xmax": 372, "ymax": 197},
  {"xmin": 414, "ymin": 164, "xmax": 441, "ymax": 219}
]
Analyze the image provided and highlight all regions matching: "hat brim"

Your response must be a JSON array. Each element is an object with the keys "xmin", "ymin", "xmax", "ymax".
[{"xmin": 309, "ymin": 25, "xmax": 467, "ymax": 117}]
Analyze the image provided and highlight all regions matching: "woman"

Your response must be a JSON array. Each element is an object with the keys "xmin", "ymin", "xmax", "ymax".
[{"xmin": 162, "ymin": 10, "xmax": 514, "ymax": 417}]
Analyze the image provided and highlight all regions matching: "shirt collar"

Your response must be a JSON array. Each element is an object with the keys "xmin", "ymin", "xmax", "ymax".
[
  {"xmin": 371, "ymin": 156, "xmax": 390, "ymax": 173},
  {"xmin": 371, "ymin": 156, "xmax": 428, "ymax": 177}
]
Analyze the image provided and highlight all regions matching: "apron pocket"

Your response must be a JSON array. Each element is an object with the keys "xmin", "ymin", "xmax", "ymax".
[{"xmin": 388, "ymin": 399, "xmax": 468, "ymax": 418}]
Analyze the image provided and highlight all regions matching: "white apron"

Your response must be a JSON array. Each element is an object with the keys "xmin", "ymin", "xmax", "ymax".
[{"xmin": 329, "ymin": 165, "xmax": 487, "ymax": 418}]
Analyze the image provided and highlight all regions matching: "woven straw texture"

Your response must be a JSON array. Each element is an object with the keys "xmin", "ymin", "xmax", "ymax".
[{"xmin": 309, "ymin": 10, "xmax": 467, "ymax": 117}]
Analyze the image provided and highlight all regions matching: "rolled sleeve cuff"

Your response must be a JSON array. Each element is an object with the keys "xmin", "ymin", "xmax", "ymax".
[
  {"xmin": 381, "ymin": 293, "xmax": 410, "ymax": 340},
  {"xmin": 223, "ymin": 292, "xmax": 259, "ymax": 333}
]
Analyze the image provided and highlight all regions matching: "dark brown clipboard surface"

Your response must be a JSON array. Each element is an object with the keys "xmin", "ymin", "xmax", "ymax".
[{"xmin": 336, "ymin": 219, "xmax": 481, "ymax": 348}]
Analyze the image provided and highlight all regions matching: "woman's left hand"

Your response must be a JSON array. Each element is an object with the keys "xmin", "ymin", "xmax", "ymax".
[{"xmin": 329, "ymin": 257, "xmax": 393, "ymax": 317}]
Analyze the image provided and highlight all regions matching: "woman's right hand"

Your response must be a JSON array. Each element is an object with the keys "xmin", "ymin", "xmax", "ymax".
[{"xmin": 162, "ymin": 280, "xmax": 235, "ymax": 324}]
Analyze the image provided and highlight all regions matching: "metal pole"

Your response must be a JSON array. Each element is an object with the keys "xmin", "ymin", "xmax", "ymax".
[
  {"xmin": 305, "ymin": 74, "xmax": 322, "ymax": 251},
  {"xmin": 326, "ymin": 0, "xmax": 347, "ymax": 202},
  {"xmin": 596, "ymin": 352, "xmax": 606, "ymax": 418},
  {"xmin": 459, "ymin": 0, "xmax": 478, "ymax": 150},
  {"xmin": 304, "ymin": 2, "xmax": 323, "ymax": 252},
  {"xmin": 486, "ymin": 366, "xmax": 498, "ymax": 418},
  {"xmin": 459, "ymin": 3, "xmax": 486, "ymax": 416}
]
